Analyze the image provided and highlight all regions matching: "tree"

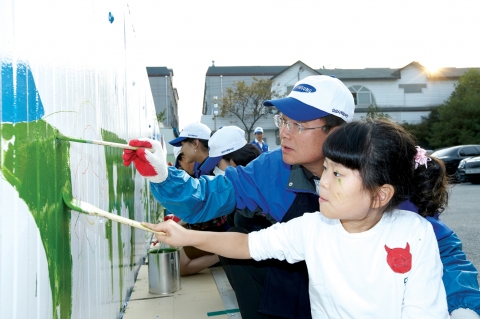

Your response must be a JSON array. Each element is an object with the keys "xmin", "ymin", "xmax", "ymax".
[
  {"xmin": 400, "ymin": 109, "xmax": 440, "ymax": 150},
  {"xmin": 428, "ymin": 69, "xmax": 480, "ymax": 148},
  {"xmin": 218, "ymin": 77, "xmax": 284, "ymax": 141},
  {"xmin": 156, "ymin": 110, "xmax": 166, "ymax": 124},
  {"xmin": 361, "ymin": 103, "xmax": 390, "ymax": 120}
]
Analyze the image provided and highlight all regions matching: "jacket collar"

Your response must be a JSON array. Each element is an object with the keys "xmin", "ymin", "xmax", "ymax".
[{"xmin": 286, "ymin": 164, "xmax": 316, "ymax": 193}]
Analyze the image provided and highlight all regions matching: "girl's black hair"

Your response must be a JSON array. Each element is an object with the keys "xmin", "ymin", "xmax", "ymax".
[
  {"xmin": 322, "ymin": 118, "xmax": 448, "ymax": 217},
  {"xmin": 222, "ymin": 144, "xmax": 261, "ymax": 167},
  {"xmin": 183, "ymin": 137, "xmax": 209, "ymax": 149}
]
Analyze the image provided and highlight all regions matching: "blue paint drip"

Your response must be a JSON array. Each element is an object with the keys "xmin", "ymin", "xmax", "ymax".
[
  {"xmin": 108, "ymin": 12, "xmax": 114, "ymax": 23},
  {"xmin": 1, "ymin": 62, "xmax": 45, "ymax": 123}
]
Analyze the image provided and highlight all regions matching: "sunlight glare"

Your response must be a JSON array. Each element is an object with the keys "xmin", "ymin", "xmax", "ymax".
[{"xmin": 423, "ymin": 61, "xmax": 442, "ymax": 74}]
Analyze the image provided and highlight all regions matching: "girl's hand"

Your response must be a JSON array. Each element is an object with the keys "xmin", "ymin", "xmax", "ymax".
[{"xmin": 142, "ymin": 220, "xmax": 190, "ymax": 247}]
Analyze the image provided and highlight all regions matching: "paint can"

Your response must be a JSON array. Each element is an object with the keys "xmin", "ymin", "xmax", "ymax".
[{"xmin": 148, "ymin": 247, "xmax": 181, "ymax": 295}]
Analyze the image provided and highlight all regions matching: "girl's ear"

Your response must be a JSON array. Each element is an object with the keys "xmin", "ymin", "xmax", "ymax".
[{"xmin": 372, "ymin": 184, "xmax": 394, "ymax": 209}]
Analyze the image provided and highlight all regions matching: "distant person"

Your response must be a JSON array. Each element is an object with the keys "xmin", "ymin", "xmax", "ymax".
[
  {"xmin": 145, "ymin": 118, "xmax": 452, "ymax": 318},
  {"xmin": 250, "ymin": 127, "xmax": 269, "ymax": 153}
]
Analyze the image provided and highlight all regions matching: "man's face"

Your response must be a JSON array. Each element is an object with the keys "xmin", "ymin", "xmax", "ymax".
[
  {"xmin": 279, "ymin": 114, "xmax": 329, "ymax": 174},
  {"xmin": 255, "ymin": 132, "xmax": 263, "ymax": 141}
]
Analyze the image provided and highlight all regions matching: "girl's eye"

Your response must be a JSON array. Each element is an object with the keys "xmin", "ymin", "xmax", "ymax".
[
  {"xmin": 323, "ymin": 165, "xmax": 327, "ymax": 171},
  {"xmin": 333, "ymin": 171, "xmax": 341, "ymax": 177}
]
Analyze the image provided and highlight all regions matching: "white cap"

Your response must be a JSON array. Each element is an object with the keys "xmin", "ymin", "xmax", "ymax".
[
  {"xmin": 173, "ymin": 146, "xmax": 182, "ymax": 168},
  {"xmin": 169, "ymin": 122, "xmax": 212, "ymax": 146},
  {"xmin": 263, "ymin": 75, "xmax": 354, "ymax": 122},
  {"xmin": 202, "ymin": 126, "xmax": 247, "ymax": 169},
  {"xmin": 173, "ymin": 146, "xmax": 182, "ymax": 160},
  {"xmin": 254, "ymin": 127, "xmax": 263, "ymax": 134}
]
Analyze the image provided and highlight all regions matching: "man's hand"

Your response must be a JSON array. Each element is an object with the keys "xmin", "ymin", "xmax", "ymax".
[{"xmin": 122, "ymin": 138, "xmax": 168, "ymax": 183}]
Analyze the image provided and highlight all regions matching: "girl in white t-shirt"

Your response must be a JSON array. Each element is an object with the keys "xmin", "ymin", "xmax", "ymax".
[{"xmin": 145, "ymin": 118, "xmax": 449, "ymax": 318}]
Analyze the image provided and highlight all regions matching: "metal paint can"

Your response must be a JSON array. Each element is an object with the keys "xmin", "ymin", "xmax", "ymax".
[{"xmin": 148, "ymin": 247, "xmax": 181, "ymax": 294}]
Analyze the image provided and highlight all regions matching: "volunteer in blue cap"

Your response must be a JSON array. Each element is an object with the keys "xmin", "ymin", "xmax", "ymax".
[
  {"xmin": 250, "ymin": 127, "xmax": 269, "ymax": 153},
  {"xmin": 123, "ymin": 75, "xmax": 480, "ymax": 319},
  {"xmin": 168, "ymin": 122, "xmax": 213, "ymax": 177},
  {"xmin": 177, "ymin": 126, "xmax": 265, "ymax": 276}
]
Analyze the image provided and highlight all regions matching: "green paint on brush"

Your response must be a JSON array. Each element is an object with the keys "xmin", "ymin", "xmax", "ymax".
[
  {"xmin": 101, "ymin": 129, "xmax": 136, "ymax": 310},
  {"xmin": 1, "ymin": 121, "xmax": 72, "ymax": 319}
]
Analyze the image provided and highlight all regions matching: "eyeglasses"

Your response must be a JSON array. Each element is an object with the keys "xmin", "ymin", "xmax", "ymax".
[{"xmin": 273, "ymin": 114, "xmax": 328, "ymax": 134}]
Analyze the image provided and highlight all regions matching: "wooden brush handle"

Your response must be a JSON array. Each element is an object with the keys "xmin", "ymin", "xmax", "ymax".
[{"xmin": 66, "ymin": 196, "xmax": 165, "ymax": 235}]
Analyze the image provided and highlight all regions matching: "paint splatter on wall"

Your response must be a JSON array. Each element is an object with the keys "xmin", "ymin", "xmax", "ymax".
[{"xmin": 0, "ymin": 1, "xmax": 163, "ymax": 318}]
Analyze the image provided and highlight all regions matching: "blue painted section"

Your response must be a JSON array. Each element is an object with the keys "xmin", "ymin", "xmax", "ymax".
[{"xmin": 1, "ymin": 62, "xmax": 45, "ymax": 123}]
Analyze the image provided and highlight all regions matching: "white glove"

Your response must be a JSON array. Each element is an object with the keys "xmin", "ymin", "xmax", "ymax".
[{"xmin": 122, "ymin": 138, "xmax": 168, "ymax": 184}]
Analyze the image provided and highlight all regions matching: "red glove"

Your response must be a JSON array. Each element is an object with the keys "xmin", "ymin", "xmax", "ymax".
[
  {"xmin": 122, "ymin": 138, "xmax": 168, "ymax": 183},
  {"xmin": 164, "ymin": 214, "xmax": 181, "ymax": 223}
]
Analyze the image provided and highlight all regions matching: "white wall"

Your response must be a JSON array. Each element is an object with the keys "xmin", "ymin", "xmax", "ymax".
[{"xmin": 0, "ymin": 1, "xmax": 163, "ymax": 318}]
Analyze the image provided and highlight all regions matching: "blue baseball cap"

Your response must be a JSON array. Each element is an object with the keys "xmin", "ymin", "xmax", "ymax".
[
  {"xmin": 169, "ymin": 123, "xmax": 211, "ymax": 147},
  {"xmin": 263, "ymin": 75, "xmax": 354, "ymax": 122}
]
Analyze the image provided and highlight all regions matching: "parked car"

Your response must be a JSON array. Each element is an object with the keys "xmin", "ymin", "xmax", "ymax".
[
  {"xmin": 456, "ymin": 156, "xmax": 480, "ymax": 184},
  {"xmin": 430, "ymin": 144, "xmax": 480, "ymax": 176}
]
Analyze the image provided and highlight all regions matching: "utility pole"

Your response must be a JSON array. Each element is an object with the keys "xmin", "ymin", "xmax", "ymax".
[
  {"xmin": 165, "ymin": 76, "xmax": 169, "ymax": 127},
  {"xmin": 213, "ymin": 96, "xmax": 218, "ymax": 131}
]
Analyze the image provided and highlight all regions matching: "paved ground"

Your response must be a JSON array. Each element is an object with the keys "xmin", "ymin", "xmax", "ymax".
[{"xmin": 439, "ymin": 182, "xmax": 480, "ymax": 284}]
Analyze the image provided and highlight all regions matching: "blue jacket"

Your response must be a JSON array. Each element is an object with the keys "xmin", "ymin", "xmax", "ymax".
[
  {"xmin": 150, "ymin": 148, "xmax": 480, "ymax": 315},
  {"xmin": 250, "ymin": 139, "xmax": 269, "ymax": 153}
]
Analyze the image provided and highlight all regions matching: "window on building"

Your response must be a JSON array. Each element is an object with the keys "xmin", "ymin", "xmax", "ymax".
[
  {"xmin": 399, "ymin": 84, "xmax": 427, "ymax": 93},
  {"xmin": 348, "ymin": 85, "xmax": 376, "ymax": 106},
  {"xmin": 286, "ymin": 85, "xmax": 294, "ymax": 95}
]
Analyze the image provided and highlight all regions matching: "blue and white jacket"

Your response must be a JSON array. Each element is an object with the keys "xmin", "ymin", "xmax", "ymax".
[
  {"xmin": 250, "ymin": 139, "xmax": 269, "ymax": 153},
  {"xmin": 150, "ymin": 148, "xmax": 480, "ymax": 315}
]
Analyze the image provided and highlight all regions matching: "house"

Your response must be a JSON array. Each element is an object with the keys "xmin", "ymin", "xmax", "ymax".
[
  {"xmin": 201, "ymin": 61, "xmax": 478, "ymax": 149},
  {"xmin": 147, "ymin": 67, "xmax": 180, "ymax": 158},
  {"xmin": 147, "ymin": 67, "xmax": 179, "ymax": 129}
]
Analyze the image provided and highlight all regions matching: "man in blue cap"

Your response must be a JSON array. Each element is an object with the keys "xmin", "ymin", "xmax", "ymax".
[
  {"xmin": 123, "ymin": 75, "xmax": 480, "ymax": 319},
  {"xmin": 251, "ymin": 127, "xmax": 269, "ymax": 153}
]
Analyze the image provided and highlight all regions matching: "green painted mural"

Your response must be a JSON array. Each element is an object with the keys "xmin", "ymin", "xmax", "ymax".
[{"xmin": 1, "ymin": 120, "xmax": 73, "ymax": 319}]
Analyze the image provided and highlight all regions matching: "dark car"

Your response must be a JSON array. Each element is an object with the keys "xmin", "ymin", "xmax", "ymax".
[
  {"xmin": 431, "ymin": 145, "xmax": 480, "ymax": 176},
  {"xmin": 456, "ymin": 156, "xmax": 480, "ymax": 184}
]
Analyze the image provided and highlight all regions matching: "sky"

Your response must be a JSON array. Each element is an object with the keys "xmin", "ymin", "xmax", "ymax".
[{"xmin": 128, "ymin": 0, "xmax": 480, "ymax": 129}]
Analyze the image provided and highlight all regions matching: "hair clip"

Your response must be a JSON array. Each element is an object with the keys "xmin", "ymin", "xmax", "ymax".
[{"xmin": 414, "ymin": 146, "xmax": 431, "ymax": 169}]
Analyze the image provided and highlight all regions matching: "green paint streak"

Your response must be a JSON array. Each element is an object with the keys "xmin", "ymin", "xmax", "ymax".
[
  {"xmin": 101, "ymin": 129, "xmax": 137, "ymax": 310},
  {"xmin": 143, "ymin": 183, "xmax": 164, "ymax": 224},
  {"xmin": 1, "ymin": 121, "xmax": 72, "ymax": 319},
  {"xmin": 105, "ymin": 219, "xmax": 114, "ymax": 294},
  {"xmin": 148, "ymin": 248, "xmax": 178, "ymax": 254}
]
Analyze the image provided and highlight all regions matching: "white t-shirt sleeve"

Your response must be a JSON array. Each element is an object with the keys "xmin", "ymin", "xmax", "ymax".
[
  {"xmin": 248, "ymin": 213, "xmax": 314, "ymax": 264},
  {"xmin": 402, "ymin": 217, "xmax": 449, "ymax": 318}
]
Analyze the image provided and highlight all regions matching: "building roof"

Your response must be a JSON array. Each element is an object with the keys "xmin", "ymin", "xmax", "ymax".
[
  {"xmin": 206, "ymin": 66, "xmax": 288, "ymax": 76},
  {"xmin": 318, "ymin": 68, "xmax": 399, "ymax": 80},
  {"xmin": 430, "ymin": 67, "xmax": 480, "ymax": 79},
  {"xmin": 205, "ymin": 62, "xmax": 478, "ymax": 80},
  {"xmin": 147, "ymin": 67, "xmax": 172, "ymax": 76}
]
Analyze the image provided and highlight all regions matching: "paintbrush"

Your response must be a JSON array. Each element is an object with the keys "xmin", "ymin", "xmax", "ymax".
[
  {"xmin": 62, "ymin": 190, "xmax": 165, "ymax": 235},
  {"xmin": 55, "ymin": 129, "xmax": 155, "ymax": 152}
]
